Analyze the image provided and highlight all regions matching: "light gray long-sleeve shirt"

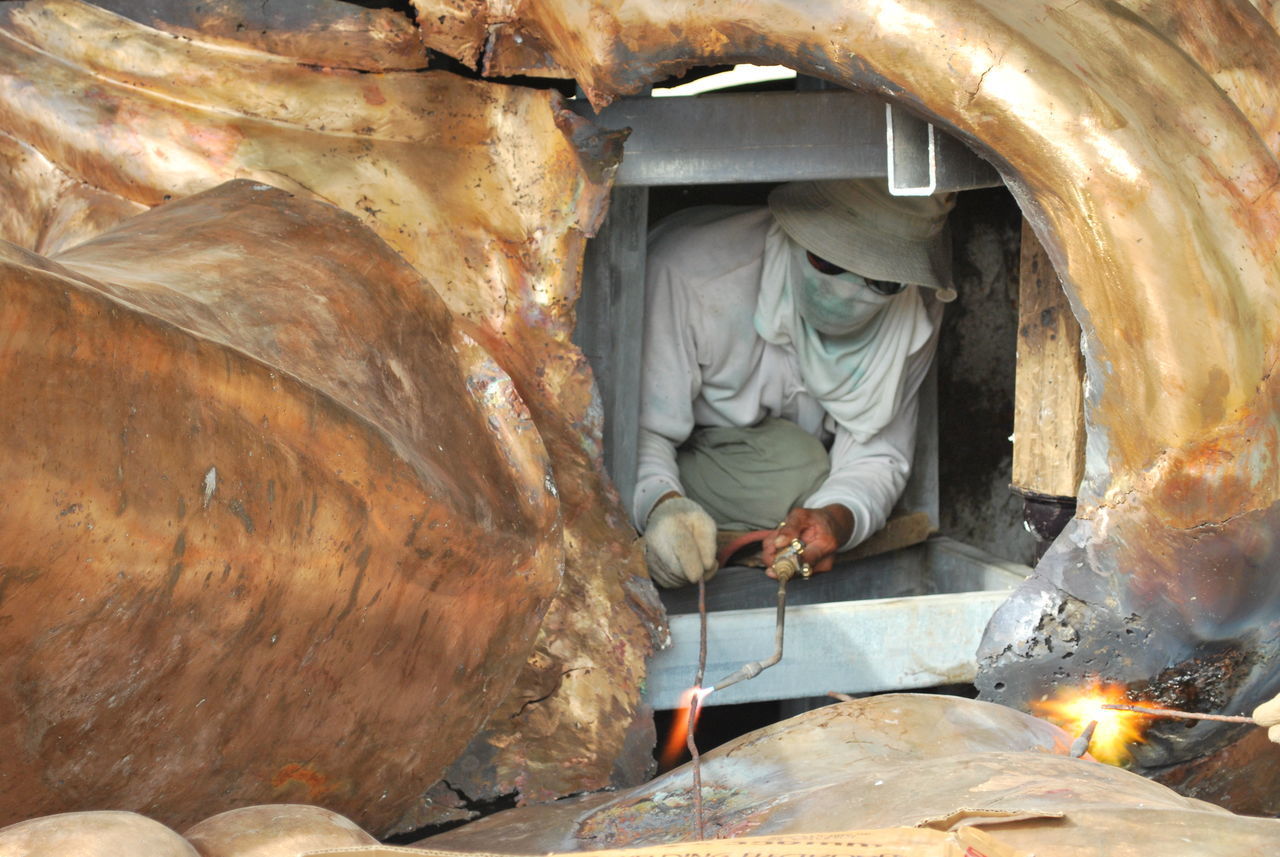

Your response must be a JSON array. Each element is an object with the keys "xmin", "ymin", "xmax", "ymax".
[{"xmin": 632, "ymin": 206, "xmax": 927, "ymax": 551}]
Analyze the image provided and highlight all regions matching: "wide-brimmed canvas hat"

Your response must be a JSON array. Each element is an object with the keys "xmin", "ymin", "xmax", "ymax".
[{"xmin": 768, "ymin": 179, "xmax": 957, "ymax": 301}]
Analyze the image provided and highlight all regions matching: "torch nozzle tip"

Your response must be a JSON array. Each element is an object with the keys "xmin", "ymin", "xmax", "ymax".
[{"xmin": 1069, "ymin": 719, "xmax": 1099, "ymax": 759}]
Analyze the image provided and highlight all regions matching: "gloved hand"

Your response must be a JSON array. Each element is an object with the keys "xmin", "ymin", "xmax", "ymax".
[
  {"xmin": 644, "ymin": 496, "xmax": 718, "ymax": 588},
  {"xmin": 1253, "ymin": 692, "xmax": 1280, "ymax": 744}
]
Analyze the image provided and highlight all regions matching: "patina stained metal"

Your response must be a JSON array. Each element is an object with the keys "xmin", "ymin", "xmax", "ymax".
[
  {"xmin": 0, "ymin": 180, "xmax": 563, "ymax": 830},
  {"xmin": 411, "ymin": 0, "xmax": 1280, "ymax": 803},
  {"xmin": 0, "ymin": 133, "xmax": 145, "ymax": 255},
  {"xmin": 0, "ymin": 0, "xmax": 662, "ymax": 826}
]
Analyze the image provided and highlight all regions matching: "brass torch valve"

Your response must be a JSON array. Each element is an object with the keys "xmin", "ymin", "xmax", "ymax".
[{"xmin": 771, "ymin": 538, "xmax": 812, "ymax": 582}]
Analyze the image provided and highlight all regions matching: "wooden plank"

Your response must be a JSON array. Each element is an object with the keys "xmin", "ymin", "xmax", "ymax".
[
  {"xmin": 1011, "ymin": 219, "xmax": 1085, "ymax": 498},
  {"xmin": 845, "ymin": 510, "xmax": 934, "ymax": 562},
  {"xmin": 574, "ymin": 187, "xmax": 649, "ymax": 508}
]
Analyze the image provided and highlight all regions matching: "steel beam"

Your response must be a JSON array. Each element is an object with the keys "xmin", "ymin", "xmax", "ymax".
[{"xmin": 569, "ymin": 90, "xmax": 1001, "ymax": 192}]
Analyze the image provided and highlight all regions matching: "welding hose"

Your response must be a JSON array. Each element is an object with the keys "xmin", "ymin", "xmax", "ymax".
[
  {"xmin": 718, "ymin": 530, "xmax": 809, "ymax": 583},
  {"xmin": 716, "ymin": 529, "xmax": 774, "ymax": 568}
]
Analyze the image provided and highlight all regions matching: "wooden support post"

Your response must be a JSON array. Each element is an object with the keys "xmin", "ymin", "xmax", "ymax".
[{"xmin": 1012, "ymin": 219, "xmax": 1085, "ymax": 501}]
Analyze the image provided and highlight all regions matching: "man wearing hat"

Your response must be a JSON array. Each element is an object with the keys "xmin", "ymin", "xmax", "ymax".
[{"xmin": 634, "ymin": 179, "xmax": 956, "ymax": 588}]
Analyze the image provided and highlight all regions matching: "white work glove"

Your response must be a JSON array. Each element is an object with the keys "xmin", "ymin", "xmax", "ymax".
[
  {"xmin": 1253, "ymin": 692, "xmax": 1280, "ymax": 744},
  {"xmin": 644, "ymin": 496, "xmax": 718, "ymax": 588}
]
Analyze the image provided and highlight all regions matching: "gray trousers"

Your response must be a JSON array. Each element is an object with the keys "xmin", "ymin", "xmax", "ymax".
[{"xmin": 676, "ymin": 417, "xmax": 830, "ymax": 531}]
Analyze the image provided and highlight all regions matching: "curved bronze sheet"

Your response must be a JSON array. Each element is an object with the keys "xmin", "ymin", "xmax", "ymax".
[
  {"xmin": 0, "ymin": 0, "xmax": 661, "ymax": 822},
  {"xmin": 0, "ymin": 133, "xmax": 145, "ymax": 255},
  {"xmin": 418, "ymin": 695, "xmax": 1280, "ymax": 855},
  {"xmin": 412, "ymin": 0, "xmax": 1280, "ymax": 789},
  {"xmin": 0, "ymin": 180, "xmax": 561, "ymax": 829}
]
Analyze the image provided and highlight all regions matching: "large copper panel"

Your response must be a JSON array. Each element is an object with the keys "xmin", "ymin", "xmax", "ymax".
[{"xmin": 0, "ymin": 180, "xmax": 561, "ymax": 830}]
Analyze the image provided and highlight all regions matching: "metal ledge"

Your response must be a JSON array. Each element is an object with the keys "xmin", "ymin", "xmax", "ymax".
[{"xmin": 644, "ymin": 537, "xmax": 1029, "ymax": 709}]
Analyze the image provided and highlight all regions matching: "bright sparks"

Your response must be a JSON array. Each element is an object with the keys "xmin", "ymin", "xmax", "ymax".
[
  {"xmin": 658, "ymin": 686, "xmax": 713, "ymax": 770},
  {"xmin": 1032, "ymin": 683, "xmax": 1149, "ymax": 766}
]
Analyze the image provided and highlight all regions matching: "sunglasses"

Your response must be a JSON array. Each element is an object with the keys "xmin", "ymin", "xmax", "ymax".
[{"xmin": 806, "ymin": 252, "xmax": 906, "ymax": 296}]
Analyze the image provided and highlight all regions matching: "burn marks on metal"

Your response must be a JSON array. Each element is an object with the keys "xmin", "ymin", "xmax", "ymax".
[
  {"xmin": 1131, "ymin": 643, "xmax": 1257, "ymax": 715},
  {"xmin": 576, "ymin": 783, "xmax": 742, "ymax": 847},
  {"xmin": 978, "ymin": 545, "xmax": 1264, "ymax": 771}
]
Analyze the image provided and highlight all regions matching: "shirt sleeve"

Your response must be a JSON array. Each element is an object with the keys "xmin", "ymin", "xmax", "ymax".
[
  {"xmin": 632, "ymin": 246, "xmax": 702, "ymax": 531},
  {"xmin": 805, "ymin": 392, "xmax": 919, "ymax": 550}
]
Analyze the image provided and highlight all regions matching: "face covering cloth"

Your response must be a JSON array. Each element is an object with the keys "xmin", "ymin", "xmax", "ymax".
[{"xmin": 753, "ymin": 219, "xmax": 938, "ymax": 444}]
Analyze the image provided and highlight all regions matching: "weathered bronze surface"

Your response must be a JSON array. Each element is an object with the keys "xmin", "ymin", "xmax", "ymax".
[
  {"xmin": 1114, "ymin": 0, "xmax": 1280, "ymax": 155},
  {"xmin": 0, "ymin": 180, "xmax": 562, "ymax": 830},
  {"xmin": 418, "ymin": 696, "xmax": 1280, "ymax": 855},
  {"xmin": 0, "ymin": 0, "xmax": 661, "ymax": 828},
  {"xmin": 87, "ymin": 0, "xmax": 429, "ymax": 72}
]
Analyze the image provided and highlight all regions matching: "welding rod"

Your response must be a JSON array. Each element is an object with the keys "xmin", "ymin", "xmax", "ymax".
[
  {"xmin": 688, "ymin": 576, "xmax": 708, "ymax": 842},
  {"xmin": 1101, "ymin": 703, "xmax": 1256, "ymax": 724}
]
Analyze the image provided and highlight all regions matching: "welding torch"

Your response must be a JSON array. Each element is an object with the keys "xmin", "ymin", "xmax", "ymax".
[{"xmin": 707, "ymin": 538, "xmax": 810, "ymax": 693}]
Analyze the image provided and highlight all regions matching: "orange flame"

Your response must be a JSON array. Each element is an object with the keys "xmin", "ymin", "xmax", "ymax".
[
  {"xmin": 658, "ymin": 686, "xmax": 713, "ymax": 770},
  {"xmin": 1031, "ymin": 682, "xmax": 1149, "ymax": 765}
]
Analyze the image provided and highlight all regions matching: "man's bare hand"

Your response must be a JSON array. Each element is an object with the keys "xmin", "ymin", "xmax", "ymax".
[{"xmin": 762, "ymin": 504, "xmax": 854, "ymax": 576}]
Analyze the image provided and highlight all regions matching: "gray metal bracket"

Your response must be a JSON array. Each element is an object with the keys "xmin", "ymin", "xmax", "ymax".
[{"xmin": 886, "ymin": 103, "xmax": 937, "ymax": 195}]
